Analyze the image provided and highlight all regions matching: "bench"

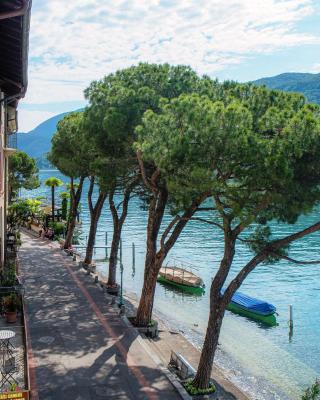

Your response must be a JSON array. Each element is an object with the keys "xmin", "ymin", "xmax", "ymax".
[{"xmin": 169, "ymin": 351, "xmax": 196, "ymax": 380}]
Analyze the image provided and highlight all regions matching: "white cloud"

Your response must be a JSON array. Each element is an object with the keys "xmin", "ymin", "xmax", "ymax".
[
  {"xmin": 17, "ymin": 109, "xmax": 57, "ymax": 132},
  {"xmin": 311, "ymin": 63, "xmax": 320, "ymax": 73},
  {"xmin": 22, "ymin": 0, "xmax": 319, "ymax": 129}
]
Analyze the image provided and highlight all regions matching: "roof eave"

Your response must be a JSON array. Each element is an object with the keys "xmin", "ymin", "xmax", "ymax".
[{"xmin": 20, "ymin": 0, "xmax": 32, "ymax": 99}]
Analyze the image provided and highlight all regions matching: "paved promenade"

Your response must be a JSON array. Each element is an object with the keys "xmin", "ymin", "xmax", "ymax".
[{"xmin": 19, "ymin": 231, "xmax": 179, "ymax": 400}]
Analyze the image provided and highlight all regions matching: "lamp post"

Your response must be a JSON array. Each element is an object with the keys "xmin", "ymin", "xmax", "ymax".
[{"xmin": 119, "ymin": 238, "xmax": 124, "ymax": 308}]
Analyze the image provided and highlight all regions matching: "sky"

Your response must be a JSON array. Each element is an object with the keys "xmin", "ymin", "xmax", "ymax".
[{"xmin": 18, "ymin": 0, "xmax": 320, "ymax": 132}]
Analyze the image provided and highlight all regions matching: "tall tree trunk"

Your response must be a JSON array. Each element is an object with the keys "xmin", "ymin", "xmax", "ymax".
[
  {"xmin": 84, "ymin": 178, "xmax": 106, "ymax": 265},
  {"xmin": 51, "ymin": 186, "xmax": 55, "ymax": 222},
  {"xmin": 135, "ymin": 189, "xmax": 168, "ymax": 326},
  {"xmin": 135, "ymin": 254, "xmax": 164, "ymax": 325},
  {"xmin": 192, "ymin": 291, "xmax": 225, "ymax": 389},
  {"xmin": 107, "ymin": 185, "xmax": 131, "ymax": 286},
  {"xmin": 192, "ymin": 232, "xmax": 236, "ymax": 389},
  {"xmin": 64, "ymin": 177, "xmax": 85, "ymax": 249},
  {"xmin": 135, "ymin": 189, "xmax": 209, "ymax": 327}
]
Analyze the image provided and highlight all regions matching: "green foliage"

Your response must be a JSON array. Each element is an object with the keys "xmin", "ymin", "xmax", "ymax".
[
  {"xmin": 84, "ymin": 63, "xmax": 202, "ymax": 189},
  {"xmin": 3, "ymin": 293, "xmax": 21, "ymax": 312},
  {"xmin": 48, "ymin": 221, "xmax": 66, "ymax": 236},
  {"xmin": 184, "ymin": 379, "xmax": 216, "ymax": 395},
  {"xmin": 59, "ymin": 192, "xmax": 69, "ymax": 220},
  {"xmin": 72, "ymin": 228, "xmax": 81, "ymax": 245},
  {"xmin": 8, "ymin": 199, "xmax": 43, "ymax": 229},
  {"xmin": 135, "ymin": 88, "xmax": 320, "ymax": 232},
  {"xmin": 48, "ymin": 112, "xmax": 93, "ymax": 179},
  {"xmin": 9, "ymin": 150, "xmax": 40, "ymax": 198},
  {"xmin": 59, "ymin": 191, "xmax": 70, "ymax": 200},
  {"xmin": 245, "ymin": 226, "xmax": 289, "ymax": 263},
  {"xmin": 61, "ymin": 198, "xmax": 68, "ymax": 220},
  {"xmin": 44, "ymin": 177, "xmax": 63, "ymax": 188},
  {"xmin": 302, "ymin": 379, "xmax": 320, "ymax": 400},
  {"xmin": 1, "ymin": 261, "xmax": 16, "ymax": 287}
]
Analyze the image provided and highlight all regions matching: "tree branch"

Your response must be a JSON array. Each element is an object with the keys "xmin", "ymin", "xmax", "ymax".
[
  {"xmin": 137, "ymin": 150, "xmax": 157, "ymax": 193},
  {"xmin": 213, "ymin": 194, "xmax": 227, "ymax": 220},
  {"xmin": 190, "ymin": 217, "xmax": 224, "ymax": 230},
  {"xmin": 162, "ymin": 192, "xmax": 211, "ymax": 254},
  {"xmin": 196, "ymin": 207, "xmax": 217, "ymax": 212},
  {"xmin": 160, "ymin": 215, "xmax": 179, "ymax": 247},
  {"xmin": 223, "ymin": 220, "xmax": 320, "ymax": 305},
  {"xmin": 233, "ymin": 196, "xmax": 271, "ymax": 237},
  {"xmin": 109, "ymin": 185, "xmax": 119, "ymax": 227},
  {"xmin": 271, "ymin": 253, "xmax": 320, "ymax": 265},
  {"xmin": 87, "ymin": 176, "xmax": 95, "ymax": 217}
]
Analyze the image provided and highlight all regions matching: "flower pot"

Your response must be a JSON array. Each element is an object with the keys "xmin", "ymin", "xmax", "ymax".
[{"xmin": 5, "ymin": 311, "xmax": 17, "ymax": 323}]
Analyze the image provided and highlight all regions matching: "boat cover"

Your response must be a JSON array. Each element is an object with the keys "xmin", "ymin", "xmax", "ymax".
[{"xmin": 222, "ymin": 289, "xmax": 276, "ymax": 316}]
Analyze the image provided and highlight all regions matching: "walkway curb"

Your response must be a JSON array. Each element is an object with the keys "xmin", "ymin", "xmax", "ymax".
[{"xmin": 121, "ymin": 315, "xmax": 192, "ymax": 400}]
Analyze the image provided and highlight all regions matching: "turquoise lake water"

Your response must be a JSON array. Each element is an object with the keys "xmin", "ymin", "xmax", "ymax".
[{"xmin": 22, "ymin": 170, "xmax": 320, "ymax": 399}]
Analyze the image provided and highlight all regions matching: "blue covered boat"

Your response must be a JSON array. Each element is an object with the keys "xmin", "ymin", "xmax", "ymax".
[{"xmin": 222, "ymin": 289, "xmax": 277, "ymax": 326}]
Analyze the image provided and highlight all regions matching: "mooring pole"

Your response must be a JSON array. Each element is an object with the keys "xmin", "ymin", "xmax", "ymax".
[
  {"xmin": 289, "ymin": 304, "xmax": 293, "ymax": 341},
  {"xmin": 105, "ymin": 232, "xmax": 108, "ymax": 258},
  {"xmin": 132, "ymin": 242, "xmax": 135, "ymax": 267}
]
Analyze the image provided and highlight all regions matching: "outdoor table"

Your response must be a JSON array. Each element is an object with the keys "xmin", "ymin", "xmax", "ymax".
[{"xmin": 0, "ymin": 330, "xmax": 15, "ymax": 365}]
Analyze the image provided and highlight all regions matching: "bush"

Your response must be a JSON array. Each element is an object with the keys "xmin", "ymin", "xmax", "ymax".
[
  {"xmin": 184, "ymin": 379, "xmax": 216, "ymax": 396},
  {"xmin": 3, "ymin": 293, "xmax": 21, "ymax": 312},
  {"xmin": 1, "ymin": 261, "xmax": 16, "ymax": 287},
  {"xmin": 302, "ymin": 380, "xmax": 320, "ymax": 400},
  {"xmin": 48, "ymin": 221, "xmax": 66, "ymax": 236},
  {"xmin": 8, "ymin": 198, "xmax": 43, "ymax": 230}
]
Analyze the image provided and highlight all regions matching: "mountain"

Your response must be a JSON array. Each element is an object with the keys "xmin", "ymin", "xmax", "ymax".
[
  {"xmin": 253, "ymin": 72, "xmax": 320, "ymax": 104},
  {"xmin": 17, "ymin": 111, "xmax": 69, "ymax": 160}
]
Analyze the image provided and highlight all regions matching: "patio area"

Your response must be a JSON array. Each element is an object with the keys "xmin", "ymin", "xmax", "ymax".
[{"xmin": 0, "ymin": 308, "xmax": 27, "ymax": 392}]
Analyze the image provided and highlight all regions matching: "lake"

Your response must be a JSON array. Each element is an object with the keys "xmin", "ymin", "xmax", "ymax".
[{"xmin": 21, "ymin": 170, "xmax": 320, "ymax": 399}]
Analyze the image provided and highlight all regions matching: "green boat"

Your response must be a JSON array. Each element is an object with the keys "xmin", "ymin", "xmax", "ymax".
[
  {"xmin": 223, "ymin": 289, "xmax": 278, "ymax": 326},
  {"xmin": 157, "ymin": 266, "xmax": 205, "ymax": 295}
]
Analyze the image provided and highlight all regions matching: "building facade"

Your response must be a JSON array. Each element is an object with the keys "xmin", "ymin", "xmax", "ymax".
[{"xmin": 0, "ymin": 0, "xmax": 32, "ymax": 267}]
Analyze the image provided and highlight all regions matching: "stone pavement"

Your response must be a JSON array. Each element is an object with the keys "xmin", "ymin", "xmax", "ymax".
[{"xmin": 18, "ymin": 231, "xmax": 180, "ymax": 400}]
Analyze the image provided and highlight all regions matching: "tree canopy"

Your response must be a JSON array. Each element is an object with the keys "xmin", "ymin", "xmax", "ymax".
[
  {"xmin": 9, "ymin": 151, "xmax": 39, "ymax": 198},
  {"xmin": 136, "ymin": 90, "xmax": 320, "ymax": 227},
  {"xmin": 44, "ymin": 177, "xmax": 63, "ymax": 189},
  {"xmin": 48, "ymin": 111, "xmax": 93, "ymax": 178}
]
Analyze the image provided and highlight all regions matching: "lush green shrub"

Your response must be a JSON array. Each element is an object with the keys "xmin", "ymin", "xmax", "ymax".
[
  {"xmin": 3, "ymin": 292, "xmax": 21, "ymax": 312},
  {"xmin": 302, "ymin": 380, "xmax": 320, "ymax": 400},
  {"xmin": 1, "ymin": 261, "xmax": 17, "ymax": 287},
  {"xmin": 184, "ymin": 379, "xmax": 216, "ymax": 396},
  {"xmin": 59, "ymin": 192, "xmax": 70, "ymax": 220},
  {"xmin": 48, "ymin": 221, "xmax": 66, "ymax": 236},
  {"xmin": 8, "ymin": 198, "xmax": 43, "ymax": 230}
]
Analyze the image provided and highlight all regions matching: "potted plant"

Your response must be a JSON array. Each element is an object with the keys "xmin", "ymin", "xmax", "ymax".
[{"xmin": 3, "ymin": 293, "xmax": 21, "ymax": 323}]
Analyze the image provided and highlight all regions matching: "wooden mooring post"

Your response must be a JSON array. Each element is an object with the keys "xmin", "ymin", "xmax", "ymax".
[
  {"xmin": 132, "ymin": 242, "xmax": 135, "ymax": 268},
  {"xmin": 289, "ymin": 304, "xmax": 293, "ymax": 341}
]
